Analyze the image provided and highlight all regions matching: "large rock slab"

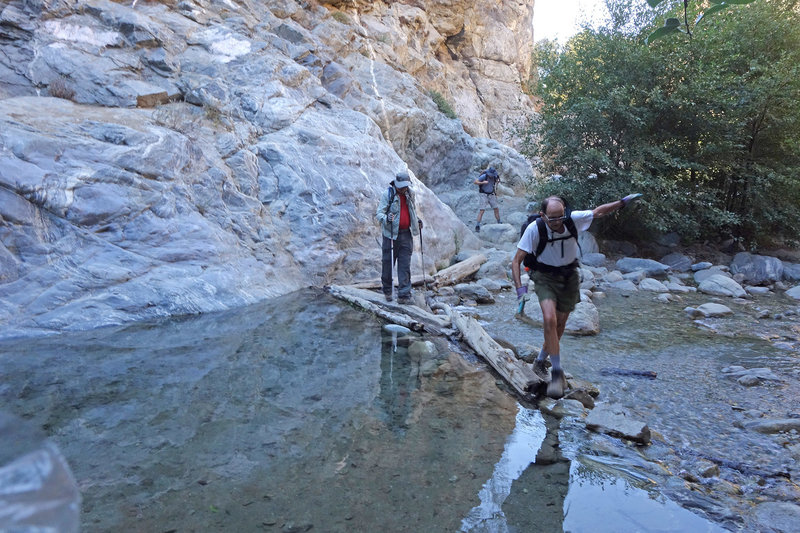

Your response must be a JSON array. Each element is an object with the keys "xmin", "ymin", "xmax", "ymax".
[
  {"xmin": 786, "ymin": 285, "xmax": 800, "ymax": 301},
  {"xmin": 585, "ymin": 404, "xmax": 651, "ymax": 444},
  {"xmin": 615, "ymin": 257, "xmax": 670, "ymax": 277},
  {"xmin": 697, "ymin": 274, "xmax": 746, "ymax": 298},
  {"xmin": 660, "ymin": 252, "xmax": 693, "ymax": 272},
  {"xmin": 0, "ymin": 0, "xmax": 544, "ymax": 336},
  {"xmin": 685, "ymin": 303, "xmax": 733, "ymax": 318},
  {"xmin": 730, "ymin": 252, "xmax": 784, "ymax": 285},
  {"xmin": 782, "ymin": 262, "xmax": 800, "ymax": 282},
  {"xmin": 693, "ymin": 265, "xmax": 731, "ymax": 283}
]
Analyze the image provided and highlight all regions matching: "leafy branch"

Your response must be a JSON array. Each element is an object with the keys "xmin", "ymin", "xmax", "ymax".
[{"xmin": 645, "ymin": 0, "xmax": 757, "ymax": 44}]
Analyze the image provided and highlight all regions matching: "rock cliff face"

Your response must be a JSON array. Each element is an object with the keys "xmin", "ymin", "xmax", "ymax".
[{"xmin": 0, "ymin": 0, "xmax": 535, "ymax": 337}]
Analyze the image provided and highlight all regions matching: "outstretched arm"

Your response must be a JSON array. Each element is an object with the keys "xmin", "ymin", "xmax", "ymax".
[
  {"xmin": 592, "ymin": 199, "xmax": 624, "ymax": 218},
  {"xmin": 593, "ymin": 193, "xmax": 642, "ymax": 218}
]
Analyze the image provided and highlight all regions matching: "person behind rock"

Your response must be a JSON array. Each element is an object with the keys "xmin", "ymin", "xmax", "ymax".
[
  {"xmin": 376, "ymin": 171, "xmax": 423, "ymax": 304},
  {"xmin": 511, "ymin": 193, "xmax": 641, "ymax": 398},
  {"xmin": 473, "ymin": 166, "xmax": 501, "ymax": 232}
]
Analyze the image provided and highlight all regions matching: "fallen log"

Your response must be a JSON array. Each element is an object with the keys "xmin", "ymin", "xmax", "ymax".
[
  {"xmin": 349, "ymin": 275, "xmax": 426, "ymax": 291},
  {"xmin": 326, "ymin": 285, "xmax": 451, "ymax": 335},
  {"xmin": 445, "ymin": 304, "xmax": 543, "ymax": 397},
  {"xmin": 432, "ymin": 254, "xmax": 487, "ymax": 288},
  {"xmin": 349, "ymin": 254, "xmax": 487, "ymax": 291},
  {"xmin": 328, "ymin": 283, "xmax": 543, "ymax": 399}
]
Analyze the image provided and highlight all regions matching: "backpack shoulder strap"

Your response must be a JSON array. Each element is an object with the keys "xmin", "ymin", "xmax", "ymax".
[
  {"xmin": 564, "ymin": 214, "xmax": 583, "ymax": 257},
  {"xmin": 535, "ymin": 217, "xmax": 548, "ymax": 257},
  {"xmin": 385, "ymin": 186, "xmax": 395, "ymax": 215},
  {"xmin": 565, "ymin": 215, "xmax": 577, "ymax": 239}
]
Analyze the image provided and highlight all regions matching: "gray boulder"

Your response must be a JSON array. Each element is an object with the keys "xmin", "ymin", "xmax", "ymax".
[
  {"xmin": 660, "ymin": 252, "xmax": 693, "ymax": 272},
  {"xmin": 783, "ymin": 261, "xmax": 800, "ymax": 282},
  {"xmin": 578, "ymin": 231, "xmax": 600, "ymax": 255},
  {"xmin": 697, "ymin": 274, "xmax": 746, "ymax": 298},
  {"xmin": 730, "ymin": 252, "xmax": 784, "ymax": 285},
  {"xmin": 685, "ymin": 303, "xmax": 733, "ymax": 318},
  {"xmin": 786, "ymin": 285, "xmax": 800, "ymax": 300},
  {"xmin": 580, "ymin": 252, "xmax": 606, "ymax": 267},
  {"xmin": 585, "ymin": 404, "xmax": 651, "ymax": 445},
  {"xmin": 615, "ymin": 257, "xmax": 670, "ymax": 277},
  {"xmin": 691, "ymin": 261, "xmax": 713, "ymax": 271},
  {"xmin": 609, "ymin": 280, "xmax": 638, "ymax": 292},
  {"xmin": 639, "ymin": 278, "xmax": 668, "ymax": 292},
  {"xmin": 454, "ymin": 283, "xmax": 495, "ymax": 304},
  {"xmin": 693, "ymin": 265, "xmax": 731, "ymax": 283}
]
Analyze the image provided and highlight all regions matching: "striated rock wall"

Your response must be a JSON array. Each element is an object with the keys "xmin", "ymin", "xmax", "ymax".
[
  {"xmin": 322, "ymin": 0, "xmax": 535, "ymax": 141},
  {"xmin": 0, "ymin": 0, "xmax": 535, "ymax": 337}
]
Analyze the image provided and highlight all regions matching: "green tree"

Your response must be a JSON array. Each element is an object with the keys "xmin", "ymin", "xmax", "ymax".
[{"xmin": 521, "ymin": 0, "xmax": 800, "ymax": 247}]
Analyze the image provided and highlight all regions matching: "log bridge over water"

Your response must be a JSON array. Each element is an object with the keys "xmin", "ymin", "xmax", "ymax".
[{"xmin": 326, "ymin": 254, "xmax": 545, "ymax": 400}]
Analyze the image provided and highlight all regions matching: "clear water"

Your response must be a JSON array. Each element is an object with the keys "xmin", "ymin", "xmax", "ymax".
[{"xmin": 1, "ymin": 288, "xmax": 798, "ymax": 531}]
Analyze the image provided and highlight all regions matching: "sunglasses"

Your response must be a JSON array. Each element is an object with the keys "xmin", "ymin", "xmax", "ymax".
[{"xmin": 543, "ymin": 214, "xmax": 567, "ymax": 223}]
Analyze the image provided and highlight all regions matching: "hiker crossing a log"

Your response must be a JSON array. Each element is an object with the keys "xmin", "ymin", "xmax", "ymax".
[
  {"xmin": 511, "ymin": 194, "xmax": 642, "ymax": 398},
  {"xmin": 376, "ymin": 170, "xmax": 423, "ymax": 304}
]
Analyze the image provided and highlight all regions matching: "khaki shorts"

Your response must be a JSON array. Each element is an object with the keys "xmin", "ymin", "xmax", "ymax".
[
  {"xmin": 479, "ymin": 193, "xmax": 498, "ymax": 210},
  {"xmin": 531, "ymin": 268, "xmax": 580, "ymax": 313}
]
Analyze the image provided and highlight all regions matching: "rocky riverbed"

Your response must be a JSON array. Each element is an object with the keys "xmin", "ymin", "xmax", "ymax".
[{"xmin": 3, "ymin": 270, "xmax": 799, "ymax": 532}]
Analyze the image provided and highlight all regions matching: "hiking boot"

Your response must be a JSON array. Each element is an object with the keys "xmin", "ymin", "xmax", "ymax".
[
  {"xmin": 475, "ymin": 224, "xmax": 480, "ymax": 232},
  {"xmin": 384, "ymin": 293, "xmax": 393, "ymax": 302},
  {"xmin": 546, "ymin": 369, "xmax": 567, "ymax": 399},
  {"xmin": 532, "ymin": 359, "xmax": 548, "ymax": 379},
  {"xmin": 497, "ymin": 219, "xmax": 502, "ymax": 224},
  {"xmin": 397, "ymin": 295, "xmax": 413, "ymax": 305}
]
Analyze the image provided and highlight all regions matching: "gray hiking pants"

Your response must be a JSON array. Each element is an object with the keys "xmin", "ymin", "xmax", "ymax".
[{"xmin": 381, "ymin": 229, "xmax": 413, "ymax": 298}]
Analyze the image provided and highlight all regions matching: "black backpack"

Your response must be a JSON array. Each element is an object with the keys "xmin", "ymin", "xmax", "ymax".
[
  {"xmin": 519, "ymin": 208, "xmax": 580, "ymax": 270},
  {"xmin": 477, "ymin": 168, "xmax": 498, "ymax": 194}
]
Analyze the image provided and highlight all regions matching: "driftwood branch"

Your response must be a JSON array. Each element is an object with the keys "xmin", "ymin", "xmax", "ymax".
[
  {"xmin": 431, "ymin": 254, "xmax": 486, "ymax": 288},
  {"xmin": 445, "ymin": 305, "xmax": 543, "ymax": 397},
  {"xmin": 349, "ymin": 254, "xmax": 488, "ymax": 291},
  {"xmin": 326, "ymin": 285, "xmax": 451, "ymax": 335},
  {"xmin": 327, "ymin": 278, "xmax": 544, "ymax": 400}
]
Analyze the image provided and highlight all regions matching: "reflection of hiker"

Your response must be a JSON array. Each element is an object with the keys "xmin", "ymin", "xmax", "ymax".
[
  {"xmin": 376, "ymin": 327, "xmax": 419, "ymax": 435},
  {"xmin": 473, "ymin": 166, "xmax": 501, "ymax": 232},
  {"xmin": 511, "ymin": 194, "xmax": 641, "ymax": 398},
  {"xmin": 376, "ymin": 171, "xmax": 423, "ymax": 304}
]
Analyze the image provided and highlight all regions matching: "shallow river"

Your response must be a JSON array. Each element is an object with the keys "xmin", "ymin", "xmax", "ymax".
[{"xmin": 1, "ymin": 287, "xmax": 798, "ymax": 531}]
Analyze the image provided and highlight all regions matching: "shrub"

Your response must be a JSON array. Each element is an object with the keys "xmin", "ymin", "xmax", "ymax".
[
  {"xmin": 427, "ymin": 90, "xmax": 457, "ymax": 119},
  {"xmin": 48, "ymin": 76, "xmax": 76, "ymax": 101},
  {"xmin": 332, "ymin": 11, "xmax": 352, "ymax": 25}
]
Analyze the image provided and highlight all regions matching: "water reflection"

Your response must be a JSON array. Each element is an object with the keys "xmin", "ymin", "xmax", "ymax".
[
  {"xmin": 463, "ymin": 405, "xmax": 727, "ymax": 532},
  {"xmin": 461, "ymin": 407, "xmax": 547, "ymax": 531},
  {"xmin": 563, "ymin": 459, "xmax": 728, "ymax": 533},
  {"xmin": 376, "ymin": 327, "xmax": 420, "ymax": 435}
]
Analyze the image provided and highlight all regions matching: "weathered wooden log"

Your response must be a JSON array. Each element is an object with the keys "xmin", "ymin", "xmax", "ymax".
[
  {"xmin": 446, "ymin": 305, "xmax": 543, "ymax": 396},
  {"xmin": 349, "ymin": 254, "xmax": 487, "ymax": 291},
  {"xmin": 326, "ymin": 285, "xmax": 451, "ymax": 335},
  {"xmin": 431, "ymin": 254, "xmax": 487, "ymax": 288},
  {"xmin": 328, "ymin": 283, "xmax": 543, "ymax": 399},
  {"xmin": 349, "ymin": 275, "xmax": 426, "ymax": 291}
]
